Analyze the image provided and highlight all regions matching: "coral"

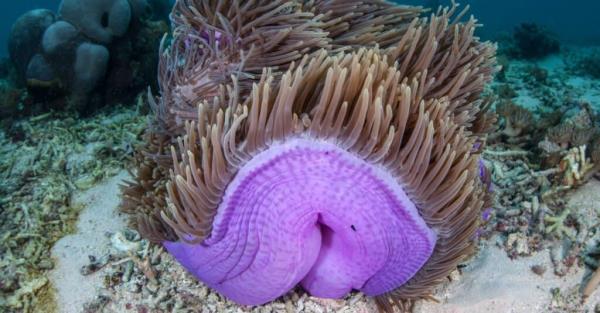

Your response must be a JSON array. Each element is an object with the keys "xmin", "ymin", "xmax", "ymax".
[
  {"xmin": 0, "ymin": 80, "xmax": 27, "ymax": 118},
  {"xmin": 7, "ymin": 9, "xmax": 56, "ymax": 84},
  {"xmin": 544, "ymin": 208, "xmax": 575, "ymax": 240},
  {"xmin": 546, "ymin": 108, "xmax": 595, "ymax": 150},
  {"xmin": 495, "ymin": 83, "xmax": 517, "ymax": 99},
  {"xmin": 72, "ymin": 43, "xmax": 110, "ymax": 94},
  {"xmin": 592, "ymin": 137, "xmax": 600, "ymax": 164},
  {"xmin": 58, "ymin": 0, "xmax": 132, "ymax": 44},
  {"xmin": 548, "ymin": 123, "xmax": 575, "ymax": 149},
  {"xmin": 41, "ymin": 21, "xmax": 79, "ymax": 55},
  {"xmin": 571, "ymin": 127, "xmax": 593, "ymax": 147},
  {"xmin": 573, "ymin": 49, "xmax": 600, "ymax": 79},
  {"xmin": 7, "ymin": 0, "xmax": 169, "ymax": 114},
  {"xmin": 25, "ymin": 54, "xmax": 57, "ymax": 87},
  {"xmin": 496, "ymin": 101, "xmax": 533, "ymax": 137},
  {"xmin": 121, "ymin": 1, "xmax": 497, "ymax": 312},
  {"xmin": 509, "ymin": 23, "xmax": 560, "ymax": 60},
  {"xmin": 525, "ymin": 66, "xmax": 548, "ymax": 85},
  {"xmin": 556, "ymin": 145, "xmax": 594, "ymax": 188}
]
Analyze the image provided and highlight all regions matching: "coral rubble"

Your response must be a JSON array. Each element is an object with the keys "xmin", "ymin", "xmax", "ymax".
[{"xmin": 0, "ymin": 104, "xmax": 146, "ymax": 312}]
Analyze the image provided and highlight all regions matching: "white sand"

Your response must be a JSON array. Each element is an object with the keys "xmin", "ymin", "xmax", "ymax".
[
  {"xmin": 49, "ymin": 171, "xmax": 129, "ymax": 313},
  {"xmin": 417, "ymin": 180, "xmax": 600, "ymax": 313},
  {"xmin": 49, "ymin": 172, "xmax": 600, "ymax": 313},
  {"xmin": 416, "ymin": 244, "xmax": 598, "ymax": 313}
]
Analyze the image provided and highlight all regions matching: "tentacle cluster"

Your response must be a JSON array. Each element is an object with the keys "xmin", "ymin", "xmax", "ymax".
[{"xmin": 121, "ymin": 1, "xmax": 497, "ymax": 311}]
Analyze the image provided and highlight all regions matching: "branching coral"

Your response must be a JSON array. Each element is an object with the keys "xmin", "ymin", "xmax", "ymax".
[
  {"xmin": 544, "ymin": 208, "xmax": 575, "ymax": 241},
  {"xmin": 121, "ymin": 1, "xmax": 497, "ymax": 312}
]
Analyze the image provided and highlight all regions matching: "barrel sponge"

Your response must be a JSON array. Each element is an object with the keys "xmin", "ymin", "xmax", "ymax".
[
  {"xmin": 59, "ymin": 0, "xmax": 132, "ymax": 44},
  {"xmin": 25, "ymin": 54, "xmax": 56, "ymax": 86},
  {"xmin": 73, "ymin": 42, "xmax": 110, "ymax": 93},
  {"xmin": 42, "ymin": 21, "xmax": 79, "ymax": 55},
  {"xmin": 8, "ymin": 9, "xmax": 56, "ymax": 80}
]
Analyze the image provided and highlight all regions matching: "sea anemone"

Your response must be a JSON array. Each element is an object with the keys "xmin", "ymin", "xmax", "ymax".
[
  {"xmin": 121, "ymin": 1, "xmax": 496, "ymax": 311},
  {"xmin": 571, "ymin": 127, "xmax": 593, "ymax": 147},
  {"xmin": 547, "ymin": 123, "xmax": 574, "ymax": 149},
  {"xmin": 496, "ymin": 100, "xmax": 532, "ymax": 137}
]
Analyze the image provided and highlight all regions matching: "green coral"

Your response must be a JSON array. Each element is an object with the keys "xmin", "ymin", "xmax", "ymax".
[{"xmin": 544, "ymin": 208, "xmax": 576, "ymax": 241}]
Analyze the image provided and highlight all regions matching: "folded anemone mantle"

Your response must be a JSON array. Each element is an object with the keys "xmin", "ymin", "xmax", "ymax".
[{"xmin": 121, "ymin": 0, "xmax": 497, "ymax": 312}]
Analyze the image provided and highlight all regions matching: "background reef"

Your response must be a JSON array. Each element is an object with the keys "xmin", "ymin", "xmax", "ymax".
[{"xmin": 0, "ymin": 0, "xmax": 171, "ymax": 123}]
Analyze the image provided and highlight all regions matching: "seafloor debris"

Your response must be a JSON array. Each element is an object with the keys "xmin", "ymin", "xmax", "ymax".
[
  {"xmin": 0, "ymin": 103, "xmax": 145, "ymax": 312},
  {"xmin": 484, "ymin": 40, "xmax": 600, "ymax": 308}
]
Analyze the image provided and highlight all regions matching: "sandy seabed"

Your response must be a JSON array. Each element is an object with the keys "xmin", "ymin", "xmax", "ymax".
[
  {"xmin": 44, "ymin": 46, "xmax": 600, "ymax": 313},
  {"xmin": 48, "ymin": 171, "xmax": 600, "ymax": 313}
]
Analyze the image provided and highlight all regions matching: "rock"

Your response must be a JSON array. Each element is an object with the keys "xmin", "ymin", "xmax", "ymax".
[
  {"xmin": 59, "ymin": 0, "xmax": 132, "ymax": 44},
  {"xmin": 506, "ymin": 232, "xmax": 530, "ymax": 255},
  {"xmin": 8, "ymin": 9, "xmax": 56, "ymax": 83}
]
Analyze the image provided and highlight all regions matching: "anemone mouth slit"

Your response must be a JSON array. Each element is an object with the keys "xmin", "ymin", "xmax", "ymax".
[{"xmin": 164, "ymin": 138, "xmax": 437, "ymax": 304}]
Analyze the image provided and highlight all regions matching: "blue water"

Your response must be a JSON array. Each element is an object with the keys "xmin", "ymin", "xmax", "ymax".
[
  {"xmin": 0, "ymin": 1, "xmax": 58, "ymax": 58},
  {"xmin": 0, "ymin": 0, "xmax": 174, "ymax": 58},
  {"xmin": 398, "ymin": 0, "xmax": 600, "ymax": 45},
  {"xmin": 1, "ymin": 0, "xmax": 599, "ymax": 58}
]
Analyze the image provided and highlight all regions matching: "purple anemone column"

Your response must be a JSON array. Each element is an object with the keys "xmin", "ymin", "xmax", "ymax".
[{"xmin": 164, "ymin": 138, "xmax": 437, "ymax": 305}]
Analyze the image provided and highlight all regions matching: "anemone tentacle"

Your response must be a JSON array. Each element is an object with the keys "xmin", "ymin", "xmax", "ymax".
[
  {"xmin": 152, "ymin": 49, "xmax": 488, "ymax": 309},
  {"xmin": 120, "ymin": 1, "xmax": 497, "ymax": 311}
]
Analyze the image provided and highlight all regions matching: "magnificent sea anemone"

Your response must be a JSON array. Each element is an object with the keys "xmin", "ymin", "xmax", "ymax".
[{"xmin": 121, "ymin": 0, "xmax": 497, "ymax": 311}]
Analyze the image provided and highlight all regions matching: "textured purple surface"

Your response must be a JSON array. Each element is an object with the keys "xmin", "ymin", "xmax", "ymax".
[{"xmin": 164, "ymin": 139, "xmax": 436, "ymax": 305}]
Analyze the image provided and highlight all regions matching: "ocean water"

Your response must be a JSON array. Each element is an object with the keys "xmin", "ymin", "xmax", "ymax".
[
  {"xmin": 1, "ymin": 1, "xmax": 600, "ymax": 313},
  {"xmin": 2, "ymin": 0, "xmax": 600, "ymax": 58}
]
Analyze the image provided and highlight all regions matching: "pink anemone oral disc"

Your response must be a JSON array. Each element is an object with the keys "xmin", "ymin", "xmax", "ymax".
[{"xmin": 164, "ymin": 138, "xmax": 436, "ymax": 305}]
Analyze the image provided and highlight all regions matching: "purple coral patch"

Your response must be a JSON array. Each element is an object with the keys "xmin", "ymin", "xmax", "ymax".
[{"xmin": 164, "ymin": 139, "xmax": 436, "ymax": 305}]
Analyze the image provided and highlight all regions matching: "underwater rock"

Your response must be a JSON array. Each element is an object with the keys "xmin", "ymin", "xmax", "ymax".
[
  {"xmin": 510, "ymin": 23, "xmax": 560, "ymax": 60},
  {"xmin": 8, "ymin": 9, "xmax": 56, "ymax": 84},
  {"xmin": 496, "ymin": 100, "xmax": 533, "ymax": 137},
  {"xmin": 59, "ymin": 0, "xmax": 132, "ymax": 44}
]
